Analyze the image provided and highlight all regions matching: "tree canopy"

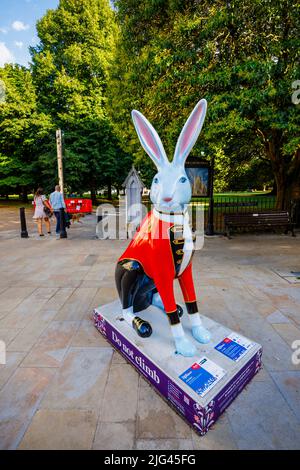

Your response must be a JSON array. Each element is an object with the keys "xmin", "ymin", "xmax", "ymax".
[
  {"xmin": 0, "ymin": 0, "xmax": 131, "ymax": 201},
  {"xmin": 30, "ymin": 0, "xmax": 131, "ymax": 200},
  {"xmin": 0, "ymin": 64, "xmax": 53, "ymax": 200},
  {"xmin": 0, "ymin": 0, "xmax": 299, "ymax": 207},
  {"xmin": 110, "ymin": 0, "xmax": 300, "ymax": 206}
]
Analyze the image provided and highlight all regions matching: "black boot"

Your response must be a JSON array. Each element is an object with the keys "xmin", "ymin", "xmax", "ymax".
[{"xmin": 132, "ymin": 316, "xmax": 152, "ymax": 338}]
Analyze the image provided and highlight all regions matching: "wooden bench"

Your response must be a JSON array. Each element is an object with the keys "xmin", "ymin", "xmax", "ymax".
[{"xmin": 224, "ymin": 211, "xmax": 295, "ymax": 238}]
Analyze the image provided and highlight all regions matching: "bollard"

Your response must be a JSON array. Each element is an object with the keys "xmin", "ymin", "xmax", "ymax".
[
  {"xmin": 206, "ymin": 154, "xmax": 215, "ymax": 236},
  {"xmin": 191, "ymin": 204, "xmax": 196, "ymax": 232},
  {"xmin": 60, "ymin": 208, "xmax": 68, "ymax": 238},
  {"xmin": 20, "ymin": 207, "xmax": 29, "ymax": 238}
]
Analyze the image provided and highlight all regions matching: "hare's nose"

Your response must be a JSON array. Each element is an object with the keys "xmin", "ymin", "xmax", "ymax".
[{"xmin": 163, "ymin": 197, "xmax": 172, "ymax": 202}]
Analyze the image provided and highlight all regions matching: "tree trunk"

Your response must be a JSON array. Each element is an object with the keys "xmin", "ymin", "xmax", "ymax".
[
  {"xmin": 274, "ymin": 172, "xmax": 286, "ymax": 210},
  {"xmin": 269, "ymin": 180, "xmax": 277, "ymax": 196},
  {"xmin": 257, "ymin": 129, "xmax": 300, "ymax": 211},
  {"xmin": 284, "ymin": 173, "xmax": 300, "ymax": 213},
  {"xmin": 107, "ymin": 179, "xmax": 112, "ymax": 200},
  {"xmin": 90, "ymin": 187, "xmax": 97, "ymax": 205},
  {"xmin": 284, "ymin": 148, "xmax": 300, "ymax": 210},
  {"xmin": 20, "ymin": 187, "xmax": 28, "ymax": 203},
  {"xmin": 291, "ymin": 180, "xmax": 300, "ymax": 200},
  {"xmin": 274, "ymin": 166, "xmax": 300, "ymax": 211},
  {"xmin": 260, "ymin": 131, "xmax": 288, "ymax": 210}
]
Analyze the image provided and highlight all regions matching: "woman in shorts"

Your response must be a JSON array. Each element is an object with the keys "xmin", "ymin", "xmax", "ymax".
[{"xmin": 33, "ymin": 187, "xmax": 52, "ymax": 236}]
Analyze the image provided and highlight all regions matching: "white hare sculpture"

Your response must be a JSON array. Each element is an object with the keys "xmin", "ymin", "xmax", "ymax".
[{"xmin": 115, "ymin": 99, "xmax": 211, "ymax": 357}]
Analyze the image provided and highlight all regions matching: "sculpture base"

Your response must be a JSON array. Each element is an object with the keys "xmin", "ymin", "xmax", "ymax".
[{"xmin": 93, "ymin": 301, "xmax": 262, "ymax": 435}]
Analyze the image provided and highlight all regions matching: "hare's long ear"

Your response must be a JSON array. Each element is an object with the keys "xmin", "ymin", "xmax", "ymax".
[
  {"xmin": 173, "ymin": 99, "xmax": 207, "ymax": 166},
  {"xmin": 132, "ymin": 110, "xmax": 168, "ymax": 169}
]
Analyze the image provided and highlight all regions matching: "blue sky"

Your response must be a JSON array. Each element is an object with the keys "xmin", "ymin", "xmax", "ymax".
[{"xmin": 0, "ymin": 0, "xmax": 59, "ymax": 67}]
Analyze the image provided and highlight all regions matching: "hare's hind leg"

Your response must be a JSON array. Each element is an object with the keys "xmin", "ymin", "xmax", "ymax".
[
  {"xmin": 152, "ymin": 291, "xmax": 184, "ymax": 318},
  {"xmin": 151, "ymin": 291, "xmax": 164, "ymax": 311},
  {"xmin": 115, "ymin": 260, "xmax": 152, "ymax": 338}
]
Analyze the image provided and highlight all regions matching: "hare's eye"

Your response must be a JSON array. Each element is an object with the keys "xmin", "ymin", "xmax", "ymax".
[
  {"xmin": 153, "ymin": 177, "xmax": 159, "ymax": 184},
  {"xmin": 179, "ymin": 176, "xmax": 187, "ymax": 183}
]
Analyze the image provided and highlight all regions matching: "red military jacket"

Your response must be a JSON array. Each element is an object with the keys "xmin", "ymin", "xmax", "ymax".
[{"xmin": 119, "ymin": 210, "xmax": 197, "ymax": 313}]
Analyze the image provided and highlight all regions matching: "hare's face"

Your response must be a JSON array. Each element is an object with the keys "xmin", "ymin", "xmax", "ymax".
[
  {"xmin": 132, "ymin": 99, "xmax": 207, "ymax": 213},
  {"xmin": 150, "ymin": 165, "xmax": 192, "ymax": 212}
]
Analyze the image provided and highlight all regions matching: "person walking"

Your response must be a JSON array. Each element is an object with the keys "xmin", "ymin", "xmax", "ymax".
[
  {"xmin": 33, "ymin": 187, "xmax": 52, "ymax": 237},
  {"xmin": 50, "ymin": 185, "xmax": 66, "ymax": 239}
]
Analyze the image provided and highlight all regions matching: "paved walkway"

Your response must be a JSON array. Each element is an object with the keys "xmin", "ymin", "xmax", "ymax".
[{"xmin": 0, "ymin": 207, "xmax": 300, "ymax": 449}]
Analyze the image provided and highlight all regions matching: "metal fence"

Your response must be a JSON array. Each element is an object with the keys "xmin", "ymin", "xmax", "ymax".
[
  {"xmin": 142, "ymin": 194, "xmax": 300, "ymax": 232},
  {"xmin": 191, "ymin": 195, "xmax": 277, "ymax": 233}
]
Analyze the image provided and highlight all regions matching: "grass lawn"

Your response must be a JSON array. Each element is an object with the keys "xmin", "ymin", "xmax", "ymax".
[
  {"xmin": 0, "ymin": 199, "xmax": 33, "ymax": 210},
  {"xmin": 193, "ymin": 191, "xmax": 275, "ymax": 201},
  {"xmin": 0, "ymin": 191, "xmax": 277, "ymax": 213}
]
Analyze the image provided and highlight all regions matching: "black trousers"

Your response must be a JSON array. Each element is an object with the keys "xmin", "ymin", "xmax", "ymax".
[{"xmin": 54, "ymin": 211, "xmax": 61, "ymax": 234}]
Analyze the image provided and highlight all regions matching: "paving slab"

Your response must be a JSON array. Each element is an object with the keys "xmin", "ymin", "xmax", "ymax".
[
  {"xmin": 81, "ymin": 255, "xmax": 99, "ymax": 266},
  {"xmin": 70, "ymin": 319, "xmax": 111, "ymax": 348},
  {"xmin": 0, "ymin": 328, "xmax": 21, "ymax": 346},
  {"xmin": 7, "ymin": 309, "xmax": 58, "ymax": 352},
  {"xmin": 266, "ymin": 310, "xmax": 290, "ymax": 324},
  {"xmin": 0, "ymin": 286, "xmax": 36, "ymax": 317},
  {"xmin": 270, "ymin": 371, "xmax": 300, "ymax": 422},
  {"xmin": 192, "ymin": 414, "xmax": 237, "ymax": 450},
  {"xmin": 93, "ymin": 421, "xmax": 135, "ymax": 450},
  {"xmin": 18, "ymin": 409, "xmax": 97, "ymax": 450},
  {"xmin": 41, "ymin": 347, "xmax": 112, "ymax": 410},
  {"xmin": 135, "ymin": 438, "xmax": 195, "ymax": 450},
  {"xmin": 93, "ymin": 286, "xmax": 118, "ymax": 306},
  {"xmin": 100, "ymin": 363, "xmax": 139, "ymax": 422},
  {"xmin": 54, "ymin": 287, "xmax": 98, "ymax": 321},
  {"xmin": 226, "ymin": 378, "xmax": 300, "ymax": 449},
  {"xmin": 0, "ymin": 351, "xmax": 26, "ymax": 390},
  {"xmin": 272, "ymin": 323, "xmax": 300, "ymax": 348},
  {"xmin": 111, "ymin": 350, "xmax": 128, "ymax": 365},
  {"xmin": 0, "ymin": 287, "xmax": 58, "ymax": 329},
  {"xmin": 137, "ymin": 385, "xmax": 192, "ymax": 440},
  {"xmin": 21, "ymin": 320, "xmax": 80, "ymax": 367},
  {"xmin": 42, "ymin": 287, "xmax": 75, "ymax": 310},
  {"xmin": 226, "ymin": 312, "xmax": 299, "ymax": 372},
  {"xmin": 0, "ymin": 367, "xmax": 55, "ymax": 449}
]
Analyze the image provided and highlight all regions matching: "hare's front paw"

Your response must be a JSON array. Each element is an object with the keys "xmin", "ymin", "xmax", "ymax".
[
  {"xmin": 192, "ymin": 325, "xmax": 211, "ymax": 344},
  {"xmin": 175, "ymin": 336, "xmax": 197, "ymax": 357}
]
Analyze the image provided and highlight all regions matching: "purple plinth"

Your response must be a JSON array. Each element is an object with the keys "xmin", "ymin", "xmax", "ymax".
[{"xmin": 94, "ymin": 305, "xmax": 262, "ymax": 436}]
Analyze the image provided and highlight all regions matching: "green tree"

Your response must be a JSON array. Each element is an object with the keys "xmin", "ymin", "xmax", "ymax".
[
  {"xmin": 0, "ymin": 64, "xmax": 53, "ymax": 201},
  {"xmin": 31, "ymin": 0, "xmax": 131, "ymax": 200},
  {"xmin": 111, "ymin": 0, "xmax": 300, "ymax": 207},
  {"xmin": 213, "ymin": 145, "xmax": 274, "ymax": 193},
  {"xmin": 64, "ymin": 118, "xmax": 131, "ymax": 199}
]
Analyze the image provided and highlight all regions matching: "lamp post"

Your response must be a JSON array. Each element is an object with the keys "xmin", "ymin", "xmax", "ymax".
[
  {"xmin": 56, "ymin": 129, "xmax": 64, "ymax": 197},
  {"xmin": 206, "ymin": 153, "xmax": 215, "ymax": 236}
]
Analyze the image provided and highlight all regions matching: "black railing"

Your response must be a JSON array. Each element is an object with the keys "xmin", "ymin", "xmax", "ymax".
[
  {"xmin": 143, "ymin": 194, "xmax": 277, "ymax": 233},
  {"xmin": 191, "ymin": 195, "xmax": 277, "ymax": 233},
  {"xmin": 120, "ymin": 194, "xmax": 300, "ymax": 235}
]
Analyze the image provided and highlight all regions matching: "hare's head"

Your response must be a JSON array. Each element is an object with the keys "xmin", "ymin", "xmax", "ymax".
[{"xmin": 132, "ymin": 99, "xmax": 207, "ymax": 213}]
